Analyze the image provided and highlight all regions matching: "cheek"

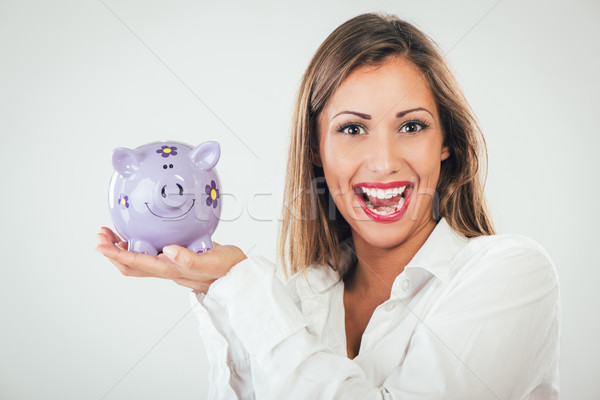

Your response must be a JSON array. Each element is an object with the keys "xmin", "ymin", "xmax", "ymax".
[
  {"xmin": 320, "ymin": 134, "xmax": 348, "ymax": 162},
  {"xmin": 320, "ymin": 137, "xmax": 353, "ymax": 189},
  {"xmin": 321, "ymin": 159, "xmax": 350, "ymax": 196},
  {"xmin": 403, "ymin": 140, "xmax": 444, "ymax": 186}
]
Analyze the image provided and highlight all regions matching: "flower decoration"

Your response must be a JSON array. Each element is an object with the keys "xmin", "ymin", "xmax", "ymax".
[
  {"xmin": 118, "ymin": 194, "xmax": 129, "ymax": 209},
  {"xmin": 156, "ymin": 145, "xmax": 178, "ymax": 158},
  {"xmin": 205, "ymin": 180, "xmax": 220, "ymax": 208}
]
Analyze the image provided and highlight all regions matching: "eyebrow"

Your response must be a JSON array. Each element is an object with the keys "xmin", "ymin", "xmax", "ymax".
[{"xmin": 332, "ymin": 107, "xmax": 433, "ymax": 120}]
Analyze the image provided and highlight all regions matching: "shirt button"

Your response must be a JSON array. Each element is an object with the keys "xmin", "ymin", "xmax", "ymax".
[
  {"xmin": 384, "ymin": 302, "xmax": 396, "ymax": 312},
  {"xmin": 401, "ymin": 279, "xmax": 411, "ymax": 291}
]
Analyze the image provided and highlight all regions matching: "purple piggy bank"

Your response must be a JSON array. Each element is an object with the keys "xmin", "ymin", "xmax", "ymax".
[{"xmin": 108, "ymin": 141, "xmax": 222, "ymax": 256}]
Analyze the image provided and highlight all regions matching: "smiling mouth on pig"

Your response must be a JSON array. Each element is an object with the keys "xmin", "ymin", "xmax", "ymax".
[{"xmin": 144, "ymin": 199, "xmax": 196, "ymax": 219}]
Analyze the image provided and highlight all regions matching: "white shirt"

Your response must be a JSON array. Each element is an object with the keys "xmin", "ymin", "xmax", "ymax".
[{"xmin": 191, "ymin": 218, "xmax": 561, "ymax": 399}]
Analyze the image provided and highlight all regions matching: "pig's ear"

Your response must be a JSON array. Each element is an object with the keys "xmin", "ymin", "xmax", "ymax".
[
  {"xmin": 189, "ymin": 141, "xmax": 220, "ymax": 171},
  {"xmin": 112, "ymin": 148, "xmax": 142, "ymax": 177}
]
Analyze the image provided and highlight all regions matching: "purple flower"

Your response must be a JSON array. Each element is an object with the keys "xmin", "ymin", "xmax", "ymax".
[
  {"xmin": 156, "ymin": 145, "xmax": 178, "ymax": 158},
  {"xmin": 118, "ymin": 194, "xmax": 129, "ymax": 209},
  {"xmin": 205, "ymin": 180, "xmax": 219, "ymax": 208}
]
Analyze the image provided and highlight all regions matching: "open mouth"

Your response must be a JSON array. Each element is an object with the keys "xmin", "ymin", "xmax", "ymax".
[{"xmin": 353, "ymin": 182, "xmax": 414, "ymax": 220}]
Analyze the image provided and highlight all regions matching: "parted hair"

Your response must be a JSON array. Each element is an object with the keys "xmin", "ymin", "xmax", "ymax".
[{"xmin": 278, "ymin": 12, "xmax": 495, "ymax": 278}]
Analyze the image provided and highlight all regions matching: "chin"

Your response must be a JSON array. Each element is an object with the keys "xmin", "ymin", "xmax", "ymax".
[{"xmin": 352, "ymin": 223, "xmax": 412, "ymax": 249}]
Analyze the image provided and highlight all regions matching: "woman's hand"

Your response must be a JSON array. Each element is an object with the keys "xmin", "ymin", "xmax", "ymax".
[{"xmin": 95, "ymin": 227, "xmax": 247, "ymax": 294}]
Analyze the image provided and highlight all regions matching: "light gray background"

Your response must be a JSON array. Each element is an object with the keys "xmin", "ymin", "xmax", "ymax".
[{"xmin": 1, "ymin": 0, "xmax": 598, "ymax": 398}]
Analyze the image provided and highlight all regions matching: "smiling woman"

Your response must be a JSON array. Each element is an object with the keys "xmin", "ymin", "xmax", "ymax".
[
  {"xmin": 97, "ymin": 11, "xmax": 560, "ymax": 400},
  {"xmin": 313, "ymin": 58, "xmax": 450, "ymax": 249}
]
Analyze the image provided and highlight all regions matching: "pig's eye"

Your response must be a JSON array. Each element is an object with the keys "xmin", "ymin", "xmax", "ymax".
[
  {"xmin": 161, "ymin": 186, "xmax": 167, "ymax": 198},
  {"xmin": 163, "ymin": 165, "xmax": 168, "ymax": 169},
  {"xmin": 177, "ymin": 184, "xmax": 184, "ymax": 195},
  {"xmin": 169, "ymin": 164, "xmax": 174, "ymax": 168}
]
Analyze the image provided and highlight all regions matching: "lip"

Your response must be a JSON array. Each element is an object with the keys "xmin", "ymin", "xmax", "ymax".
[
  {"xmin": 352, "ymin": 181, "xmax": 413, "ymax": 190},
  {"xmin": 352, "ymin": 181, "xmax": 414, "ymax": 223}
]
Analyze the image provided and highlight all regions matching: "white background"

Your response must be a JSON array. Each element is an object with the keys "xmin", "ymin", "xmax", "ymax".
[{"xmin": 1, "ymin": 0, "xmax": 598, "ymax": 398}]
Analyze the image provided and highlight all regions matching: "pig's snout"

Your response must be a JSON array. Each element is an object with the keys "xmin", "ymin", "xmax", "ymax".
[
  {"xmin": 155, "ymin": 176, "xmax": 189, "ymax": 209},
  {"xmin": 161, "ymin": 184, "xmax": 187, "ymax": 208}
]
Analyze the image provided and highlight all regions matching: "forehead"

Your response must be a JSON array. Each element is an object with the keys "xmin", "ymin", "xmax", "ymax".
[{"xmin": 321, "ymin": 57, "xmax": 437, "ymax": 121}]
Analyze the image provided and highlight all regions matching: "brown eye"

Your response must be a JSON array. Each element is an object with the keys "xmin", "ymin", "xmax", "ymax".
[
  {"xmin": 337, "ymin": 123, "xmax": 365, "ymax": 135},
  {"xmin": 400, "ymin": 120, "xmax": 428, "ymax": 134},
  {"xmin": 405, "ymin": 122, "xmax": 418, "ymax": 133}
]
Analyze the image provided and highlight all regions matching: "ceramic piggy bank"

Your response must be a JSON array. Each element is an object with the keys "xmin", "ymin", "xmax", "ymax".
[{"xmin": 108, "ymin": 141, "xmax": 222, "ymax": 256}]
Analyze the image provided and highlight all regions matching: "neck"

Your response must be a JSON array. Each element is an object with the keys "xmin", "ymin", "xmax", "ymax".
[{"xmin": 344, "ymin": 218, "xmax": 438, "ymax": 299}]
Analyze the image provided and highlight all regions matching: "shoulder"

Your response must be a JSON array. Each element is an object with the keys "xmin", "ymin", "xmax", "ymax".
[
  {"xmin": 449, "ymin": 233, "xmax": 559, "ymax": 293},
  {"xmin": 418, "ymin": 232, "xmax": 561, "ymax": 397},
  {"xmin": 466, "ymin": 233, "xmax": 554, "ymax": 261}
]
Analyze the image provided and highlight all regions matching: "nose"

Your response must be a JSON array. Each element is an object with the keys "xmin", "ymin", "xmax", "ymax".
[
  {"xmin": 364, "ymin": 132, "xmax": 402, "ymax": 175},
  {"xmin": 155, "ymin": 176, "xmax": 188, "ymax": 209},
  {"xmin": 161, "ymin": 184, "xmax": 187, "ymax": 207}
]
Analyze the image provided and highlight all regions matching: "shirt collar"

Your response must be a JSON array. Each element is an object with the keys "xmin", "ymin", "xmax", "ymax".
[
  {"xmin": 404, "ymin": 217, "xmax": 469, "ymax": 283},
  {"xmin": 299, "ymin": 217, "xmax": 468, "ymax": 294}
]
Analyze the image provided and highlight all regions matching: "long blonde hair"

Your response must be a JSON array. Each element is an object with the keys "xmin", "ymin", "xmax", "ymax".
[{"xmin": 278, "ymin": 12, "xmax": 495, "ymax": 278}]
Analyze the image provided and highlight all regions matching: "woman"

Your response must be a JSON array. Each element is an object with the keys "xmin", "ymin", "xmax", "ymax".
[{"xmin": 97, "ymin": 13, "xmax": 560, "ymax": 399}]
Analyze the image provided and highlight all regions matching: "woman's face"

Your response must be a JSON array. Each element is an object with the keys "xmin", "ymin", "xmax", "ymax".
[{"xmin": 315, "ymin": 57, "xmax": 450, "ymax": 249}]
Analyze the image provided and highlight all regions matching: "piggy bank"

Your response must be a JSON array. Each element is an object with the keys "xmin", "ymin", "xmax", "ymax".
[{"xmin": 108, "ymin": 140, "xmax": 222, "ymax": 256}]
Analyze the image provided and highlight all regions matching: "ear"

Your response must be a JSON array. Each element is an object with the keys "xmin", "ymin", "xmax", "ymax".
[
  {"xmin": 189, "ymin": 141, "xmax": 220, "ymax": 171},
  {"xmin": 311, "ymin": 146, "xmax": 323, "ymax": 167},
  {"xmin": 112, "ymin": 148, "xmax": 142, "ymax": 177},
  {"xmin": 441, "ymin": 145, "xmax": 450, "ymax": 162}
]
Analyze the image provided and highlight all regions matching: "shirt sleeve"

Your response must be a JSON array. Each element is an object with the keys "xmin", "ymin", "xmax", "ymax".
[
  {"xmin": 190, "ymin": 291, "xmax": 256, "ymax": 399},
  {"xmin": 203, "ymin": 244, "xmax": 560, "ymax": 400}
]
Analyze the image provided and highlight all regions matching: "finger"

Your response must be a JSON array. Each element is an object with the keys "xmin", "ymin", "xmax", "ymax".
[
  {"xmin": 162, "ymin": 245, "xmax": 216, "ymax": 280},
  {"xmin": 97, "ymin": 233, "xmax": 128, "ymax": 252},
  {"xmin": 213, "ymin": 241, "xmax": 221, "ymax": 247},
  {"xmin": 97, "ymin": 231, "xmax": 124, "ymax": 249},
  {"xmin": 96, "ymin": 240, "xmax": 178, "ymax": 279},
  {"xmin": 96, "ymin": 237, "xmax": 153, "ymax": 277},
  {"xmin": 97, "ymin": 232, "xmax": 114, "ymax": 249},
  {"xmin": 101, "ymin": 226, "xmax": 123, "ymax": 244}
]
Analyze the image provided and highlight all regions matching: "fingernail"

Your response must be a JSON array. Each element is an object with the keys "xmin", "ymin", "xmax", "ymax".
[{"xmin": 162, "ymin": 246, "xmax": 177, "ymax": 260}]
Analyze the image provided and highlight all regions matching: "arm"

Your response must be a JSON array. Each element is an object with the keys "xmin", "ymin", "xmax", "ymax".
[
  {"xmin": 97, "ymin": 228, "xmax": 559, "ymax": 398},
  {"xmin": 203, "ymin": 256, "xmax": 381, "ymax": 400},
  {"xmin": 191, "ymin": 291, "xmax": 255, "ymax": 399},
  {"xmin": 203, "ymin": 245, "xmax": 560, "ymax": 399},
  {"xmin": 96, "ymin": 227, "xmax": 255, "ymax": 399}
]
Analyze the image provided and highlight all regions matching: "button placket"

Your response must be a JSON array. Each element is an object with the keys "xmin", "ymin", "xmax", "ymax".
[
  {"xmin": 401, "ymin": 278, "xmax": 411, "ymax": 291},
  {"xmin": 386, "ymin": 277, "xmax": 412, "ymax": 310}
]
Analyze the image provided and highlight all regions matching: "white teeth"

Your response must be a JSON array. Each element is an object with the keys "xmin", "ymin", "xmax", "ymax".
[
  {"xmin": 397, "ymin": 196, "xmax": 405, "ymax": 210},
  {"xmin": 364, "ymin": 191, "xmax": 407, "ymax": 216},
  {"xmin": 361, "ymin": 185, "xmax": 407, "ymax": 200}
]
